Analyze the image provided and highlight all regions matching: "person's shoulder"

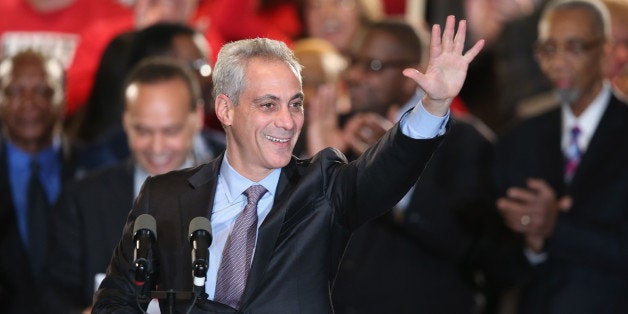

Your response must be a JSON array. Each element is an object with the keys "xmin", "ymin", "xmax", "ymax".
[
  {"xmin": 502, "ymin": 106, "xmax": 560, "ymax": 139},
  {"xmin": 147, "ymin": 162, "xmax": 215, "ymax": 190},
  {"xmin": 494, "ymin": 107, "xmax": 560, "ymax": 156},
  {"xmin": 609, "ymin": 94, "xmax": 628, "ymax": 114},
  {"xmin": 79, "ymin": 159, "xmax": 131, "ymax": 181},
  {"xmin": 65, "ymin": 159, "xmax": 132, "ymax": 192},
  {"xmin": 450, "ymin": 113, "xmax": 496, "ymax": 144},
  {"xmin": 300, "ymin": 147, "xmax": 348, "ymax": 165},
  {"xmin": 283, "ymin": 148, "xmax": 348, "ymax": 182}
]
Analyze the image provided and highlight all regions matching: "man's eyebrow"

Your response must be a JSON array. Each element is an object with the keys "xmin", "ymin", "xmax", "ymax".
[
  {"xmin": 291, "ymin": 92, "xmax": 304, "ymax": 101},
  {"xmin": 252, "ymin": 92, "xmax": 304, "ymax": 102},
  {"xmin": 253, "ymin": 94, "xmax": 280, "ymax": 103}
]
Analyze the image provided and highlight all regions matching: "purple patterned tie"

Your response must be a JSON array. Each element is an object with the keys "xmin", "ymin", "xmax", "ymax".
[
  {"xmin": 564, "ymin": 126, "xmax": 582, "ymax": 183},
  {"xmin": 214, "ymin": 185, "xmax": 267, "ymax": 309}
]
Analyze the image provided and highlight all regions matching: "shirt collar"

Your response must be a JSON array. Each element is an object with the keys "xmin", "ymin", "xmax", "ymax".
[
  {"xmin": 5, "ymin": 135, "xmax": 61, "ymax": 172},
  {"xmin": 219, "ymin": 152, "xmax": 279, "ymax": 203},
  {"xmin": 561, "ymin": 81, "xmax": 611, "ymax": 151}
]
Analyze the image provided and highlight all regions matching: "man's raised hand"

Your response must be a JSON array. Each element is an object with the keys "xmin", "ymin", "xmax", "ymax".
[{"xmin": 403, "ymin": 15, "xmax": 484, "ymax": 116}]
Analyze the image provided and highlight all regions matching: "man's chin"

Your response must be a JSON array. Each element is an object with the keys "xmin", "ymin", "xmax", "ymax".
[
  {"xmin": 554, "ymin": 88, "xmax": 581, "ymax": 105},
  {"xmin": 142, "ymin": 162, "xmax": 176, "ymax": 176},
  {"xmin": 267, "ymin": 154, "xmax": 292, "ymax": 169}
]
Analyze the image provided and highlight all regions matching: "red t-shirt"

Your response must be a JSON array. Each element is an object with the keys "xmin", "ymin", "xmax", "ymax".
[
  {"xmin": 0, "ymin": 0, "xmax": 130, "ymax": 69},
  {"xmin": 0, "ymin": 0, "xmax": 131, "ymax": 117}
]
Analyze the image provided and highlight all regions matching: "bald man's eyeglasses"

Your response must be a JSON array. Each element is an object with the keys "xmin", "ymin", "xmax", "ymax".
[{"xmin": 534, "ymin": 38, "xmax": 603, "ymax": 61}]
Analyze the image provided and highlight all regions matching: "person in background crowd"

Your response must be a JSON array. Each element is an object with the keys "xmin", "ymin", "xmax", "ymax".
[
  {"xmin": 72, "ymin": 22, "xmax": 214, "ymax": 144},
  {"xmin": 46, "ymin": 56, "xmax": 225, "ymax": 313},
  {"xmin": 74, "ymin": 23, "xmax": 220, "ymax": 174},
  {"xmin": 292, "ymin": 37, "xmax": 349, "ymax": 157},
  {"xmin": 0, "ymin": 50, "xmax": 82, "ymax": 313},
  {"xmin": 494, "ymin": 1, "xmax": 628, "ymax": 312},
  {"xmin": 298, "ymin": 0, "xmax": 384, "ymax": 57},
  {"xmin": 66, "ymin": 0, "xmax": 224, "ymax": 119},
  {"xmin": 205, "ymin": 0, "xmax": 302, "ymax": 44},
  {"xmin": 493, "ymin": 0, "xmax": 555, "ymax": 125},
  {"xmin": 602, "ymin": 0, "xmax": 628, "ymax": 98}
]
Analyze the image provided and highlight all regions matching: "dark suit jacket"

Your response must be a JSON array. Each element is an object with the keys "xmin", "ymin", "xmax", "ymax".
[
  {"xmin": 332, "ymin": 118, "xmax": 526, "ymax": 314},
  {"xmin": 494, "ymin": 95, "xmax": 628, "ymax": 314},
  {"xmin": 0, "ymin": 136, "xmax": 82, "ymax": 314},
  {"xmin": 45, "ymin": 160, "xmax": 135, "ymax": 312},
  {"xmin": 92, "ymin": 124, "xmax": 442, "ymax": 313}
]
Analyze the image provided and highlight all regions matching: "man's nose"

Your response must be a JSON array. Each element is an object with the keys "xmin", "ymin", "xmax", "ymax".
[{"xmin": 275, "ymin": 105, "xmax": 295, "ymax": 130}]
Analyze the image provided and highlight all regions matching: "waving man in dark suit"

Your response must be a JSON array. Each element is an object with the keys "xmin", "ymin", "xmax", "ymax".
[{"xmin": 93, "ymin": 16, "xmax": 484, "ymax": 313}]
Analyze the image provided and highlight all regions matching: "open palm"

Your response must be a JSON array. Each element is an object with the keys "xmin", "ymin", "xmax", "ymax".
[{"xmin": 403, "ymin": 15, "xmax": 484, "ymax": 116}]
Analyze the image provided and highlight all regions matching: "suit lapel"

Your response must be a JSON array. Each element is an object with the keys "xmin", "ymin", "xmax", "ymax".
[
  {"xmin": 569, "ymin": 96, "xmax": 626, "ymax": 192},
  {"xmin": 179, "ymin": 156, "xmax": 223, "ymax": 229},
  {"xmin": 0, "ymin": 140, "xmax": 17, "ymax": 233},
  {"xmin": 121, "ymin": 160, "xmax": 135, "ymax": 206},
  {"xmin": 539, "ymin": 109, "xmax": 566, "ymax": 194},
  {"xmin": 539, "ymin": 110, "xmax": 565, "ymax": 195}
]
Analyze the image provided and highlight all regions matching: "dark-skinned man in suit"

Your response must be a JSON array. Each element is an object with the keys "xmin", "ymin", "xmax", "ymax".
[
  {"xmin": 0, "ymin": 50, "xmax": 82, "ymax": 313},
  {"xmin": 495, "ymin": 0, "xmax": 628, "ymax": 313}
]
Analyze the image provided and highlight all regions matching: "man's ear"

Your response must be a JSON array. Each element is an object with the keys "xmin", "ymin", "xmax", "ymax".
[{"xmin": 215, "ymin": 94, "xmax": 233, "ymax": 127}]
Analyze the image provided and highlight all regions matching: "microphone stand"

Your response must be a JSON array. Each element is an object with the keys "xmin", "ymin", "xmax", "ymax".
[{"xmin": 150, "ymin": 289, "xmax": 207, "ymax": 314}]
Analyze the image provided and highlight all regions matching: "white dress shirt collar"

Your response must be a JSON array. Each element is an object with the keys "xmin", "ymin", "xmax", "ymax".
[{"xmin": 561, "ymin": 81, "xmax": 611, "ymax": 153}]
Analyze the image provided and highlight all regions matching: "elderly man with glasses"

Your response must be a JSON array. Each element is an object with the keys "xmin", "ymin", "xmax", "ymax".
[{"xmin": 494, "ymin": 0, "xmax": 628, "ymax": 313}]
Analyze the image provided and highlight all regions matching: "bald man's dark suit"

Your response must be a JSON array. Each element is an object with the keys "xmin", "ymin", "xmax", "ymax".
[
  {"xmin": 494, "ymin": 95, "xmax": 628, "ymax": 314},
  {"xmin": 93, "ymin": 123, "xmax": 443, "ymax": 313}
]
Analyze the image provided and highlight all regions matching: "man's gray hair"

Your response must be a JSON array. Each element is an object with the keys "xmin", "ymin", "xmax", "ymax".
[
  {"xmin": 540, "ymin": 0, "xmax": 612, "ymax": 39},
  {"xmin": 212, "ymin": 38, "xmax": 303, "ymax": 104}
]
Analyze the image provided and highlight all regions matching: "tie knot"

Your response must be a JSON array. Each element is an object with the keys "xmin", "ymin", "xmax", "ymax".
[
  {"xmin": 30, "ymin": 158, "xmax": 41, "ymax": 176},
  {"xmin": 30, "ymin": 159, "xmax": 41, "ymax": 174},
  {"xmin": 571, "ymin": 126, "xmax": 581, "ymax": 138},
  {"xmin": 244, "ymin": 185, "xmax": 267, "ymax": 205}
]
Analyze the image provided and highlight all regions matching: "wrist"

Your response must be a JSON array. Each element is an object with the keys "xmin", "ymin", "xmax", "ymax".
[{"xmin": 422, "ymin": 96, "xmax": 451, "ymax": 117}]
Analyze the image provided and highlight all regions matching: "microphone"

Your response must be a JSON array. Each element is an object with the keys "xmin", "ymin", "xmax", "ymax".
[
  {"xmin": 188, "ymin": 217, "xmax": 212, "ymax": 289},
  {"xmin": 133, "ymin": 214, "xmax": 157, "ymax": 286}
]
